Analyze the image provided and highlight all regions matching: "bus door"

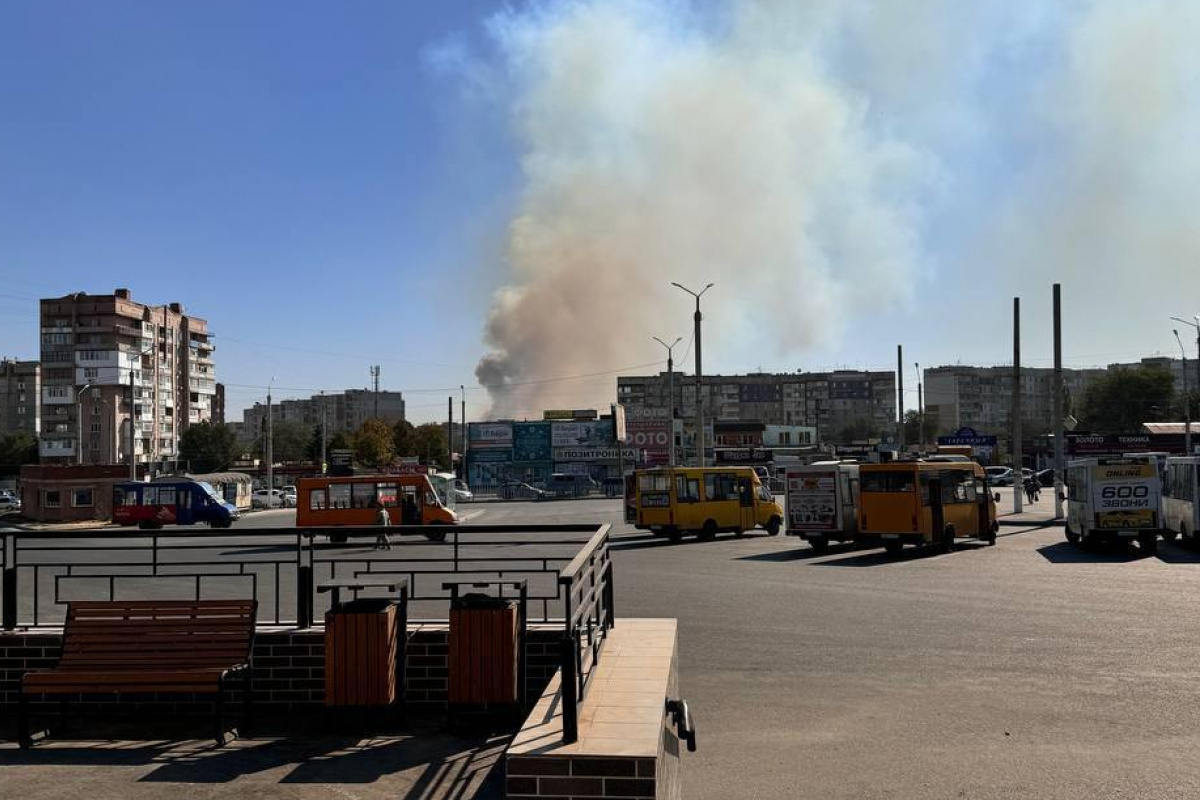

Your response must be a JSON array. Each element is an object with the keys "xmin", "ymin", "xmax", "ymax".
[
  {"xmin": 175, "ymin": 486, "xmax": 194, "ymax": 525},
  {"xmin": 624, "ymin": 474, "xmax": 636, "ymax": 523},
  {"xmin": 401, "ymin": 484, "xmax": 420, "ymax": 524},
  {"xmin": 738, "ymin": 477, "xmax": 755, "ymax": 531},
  {"xmin": 927, "ymin": 477, "xmax": 944, "ymax": 543},
  {"xmin": 974, "ymin": 475, "xmax": 991, "ymax": 536}
]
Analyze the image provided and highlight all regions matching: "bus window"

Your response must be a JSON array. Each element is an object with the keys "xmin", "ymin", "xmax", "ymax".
[
  {"xmin": 329, "ymin": 483, "xmax": 351, "ymax": 509},
  {"xmin": 704, "ymin": 473, "xmax": 738, "ymax": 502},
  {"xmin": 377, "ymin": 483, "xmax": 399, "ymax": 507},
  {"xmin": 114, "ymin": 487, "xmax": 134, "ymax": 506},
  {"xmin": 861, "ymin": 471, "xmax": 915, "ymax": 493},
  {"xmin": 676, "ymin": 475, "xmax": 700, "ymax": 503},
  {"xmin": 639, "ymin": 473, "xmax": 670, "ymax": 492},
  {"xmin": 351, "ymin": 482, "xmax": 377, "ymax": 508},
  {"xmin": 310, "ymin": 488, "xmax": 329, "ymax": 510}
]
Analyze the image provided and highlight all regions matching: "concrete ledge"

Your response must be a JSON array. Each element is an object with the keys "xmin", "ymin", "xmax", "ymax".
[{"xmin": 507, "ymin": 619, "xmax": 681, "ymax": 800}]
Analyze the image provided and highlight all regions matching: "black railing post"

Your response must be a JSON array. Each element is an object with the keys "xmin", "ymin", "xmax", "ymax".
[
  {"xmin": 560, "ymin": 632, "xmax": 578, "ymax": 743},
  {"xmin": 297, "ymin": 533, "xmax": 312, "ymax": 629},
  {"xmin": 2, "ymin": 565, "xmax": 15, "ymax": 631},
  {"xmin": 605, "ymin": 560, "xmax": 615, "ymax": 630}
]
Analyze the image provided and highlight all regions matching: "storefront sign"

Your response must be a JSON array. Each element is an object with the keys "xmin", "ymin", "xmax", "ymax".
[
  {"xmin": 713, "ymin": 447, "xmax": 774, "ymax": 464},
  {"xmin": 468, "ymin": 448, "xmax": 511, "ymax": 463},
  {"xmin": 512, "ymin": 422, "xmax": 552, "ymax": 463},
  {"xmin": 553, "ymin": 447, "xmax": 639, "ymax": 462},
  {"xmin": 937, "ymin": 427, "xmax": 998, "ymax": 447},
  {"xmin": 469, "ymin": 422, "xmax": 513, "ymax": 448},
  {"xmin": 551, "ymin": 420, "xmax": 613, "ymax": 448},
  {"xmin": 627, "ymin": 422, "xmax": 671, "ymax": 451}
]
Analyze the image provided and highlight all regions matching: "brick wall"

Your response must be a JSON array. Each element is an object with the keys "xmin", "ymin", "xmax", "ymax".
[{"xmin": 0, "ymin": 623, "xmax": 563, "ymax": 712}]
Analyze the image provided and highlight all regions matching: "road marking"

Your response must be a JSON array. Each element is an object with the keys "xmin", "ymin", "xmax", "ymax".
[{"xmin": 460, "ymin": 510, "xmax": 487, "ymax": 523}]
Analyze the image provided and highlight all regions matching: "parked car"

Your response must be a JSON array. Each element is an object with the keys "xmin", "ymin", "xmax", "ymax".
[
  {"xmin": 252, "ymin": 489, "xmax": 293, "ymax": 509},
  {"xmin": 453, "ymin": 479, "xmax": 473, "ymax": 503},
  {"xmin": 0, "ymin": 493, "xmax": 21, "ymax": 514},
  {"xmin": 1036, "ymin": 468, "xmax": 1057, "ymax": 487},
  {"xmin": 986, "ymin": 467, "xmax": 1014, "ymax": 486},
  {"xmin": 545, "ymin": 473, "xmax": 600, "ymax": 497},
  {"xmin": 497, "ymin": 481, "xmax": 546, "ymax": 500}
]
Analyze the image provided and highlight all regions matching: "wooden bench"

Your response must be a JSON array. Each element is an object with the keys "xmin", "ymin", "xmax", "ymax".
[{"xmin": 18, "ymin": 599, "xmax": 257, "ymax": 748}]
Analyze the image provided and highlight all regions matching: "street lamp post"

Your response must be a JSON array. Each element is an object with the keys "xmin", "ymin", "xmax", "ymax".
[
  {"xmin": 1176, "ymin": 330, "xmax": 1191, "ymax": 457},
  {"xmin": 75, "ymin": 384, "xmax": 92, "ymax": 465},
  {"xmin": 266, "ymin": 378, "xmax": 275, "ymax": 496},
  {"xmin": 1171, "ymin": 315, "xmax": 1200, "ymax": 454},
  {"xmin": 671, "ymin": 282, "xmax": 713, "ymax": 467},
  {"xmin": 653, "ymin": 336, "xmax": 683, "ymax": 468},
  {"xmin": 914, "ymin": 362, "xmax": 923, "ymax": 453}
]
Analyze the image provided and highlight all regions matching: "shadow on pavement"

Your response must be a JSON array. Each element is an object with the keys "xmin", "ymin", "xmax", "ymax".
[
  {"xmin": 1153, "ymin": 539, "xmax": 1200, "ymax": 564},
  {"xmin": 1036, "ymin": 541, "xmax": 1143, "ymax": 564},
  {"xmin": 814, "ymin": 542, "xmax": 989, "ymax": 568},
  {"xmin": 738, "ymin": 540, "xmax": 867, "ymax": 562},
  {"xmin": 610, "ymin": 532, "xmax": 770, "ymax": 552},
  {"xmin": 0, "ymin": 715, "xmax": 508, "ymax": 799}
]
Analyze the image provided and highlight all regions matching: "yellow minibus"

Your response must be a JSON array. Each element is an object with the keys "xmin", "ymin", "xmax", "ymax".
[
  {"xmin": 857, "ymin": 461, "xmax": 998, "ymax": 555},
  {"xmin": 631, "ymin": 466, "xmax": 783, "ymax": 543}
]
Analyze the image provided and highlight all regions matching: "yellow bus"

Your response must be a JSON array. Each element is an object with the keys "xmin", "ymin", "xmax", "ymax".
[
  {"xmin": 630, "ymin": 466, "xmax": 784, "ymax": 543},
  {"xmin": 857, "ymin": 461, "xmax": 998, "ymax": 555},
  {"xmin": 297, "ymin": 474, "xmax": 458, "ymax": 543}
]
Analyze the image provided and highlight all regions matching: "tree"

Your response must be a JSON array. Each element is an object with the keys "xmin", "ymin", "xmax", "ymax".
[
  {"xmin": 0, "ymin": 432, "xmax": 38, "ymax": 478},
  {"xmin": 902, "ymin": 409, "xmax": 940, "ymax": 447},
  {"xmin": 1079, "ymin": 367, "xmax": 1175, "ymax": 433},
  {"xmin": 304, "ymin": 426, "xmax": 324, "ymax": 462},
  {"xmin": 354, "ymin": 418, "xmax": 396, "ymax": 468},
  {"xmin": 178, "ymin": 421, "xmax": 240, "ymax": 473},
  {"xmin": 834, "ymin": 417, "xmax": 880, "ymax": 445},
  {"xmin": 413, "ymin": 423, "xmax": 449, "ymax": 469},
  {"xmin": 328, "ymin": 432, "xmax": 352, "ymax": 452},
  {"xmin": 266, "ymin": 420, "xmax": 311, "ymax": 463},
  {"xmin": 393, "ymin": 419, "xmax": 416, "ymax": 457}
]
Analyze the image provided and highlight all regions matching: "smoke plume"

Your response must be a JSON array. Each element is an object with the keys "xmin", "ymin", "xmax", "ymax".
[{"xmin": 460, "ymin": 0, "xmax": 1200, "ymax": 415}]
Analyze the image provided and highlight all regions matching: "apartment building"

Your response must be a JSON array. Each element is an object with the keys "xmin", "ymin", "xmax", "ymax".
[
  {"xmin": 923, "ymin": 365, "xmax": 1108, "ymax": 436},
  {"xmin": 616, "ymin": 370, "xmax": 896, "ymax": 444},
  {"xmin": 0, "ymin": 359, "xmax": 40, "ymax": 437},
  {"xmin": 240, "ymin": 388, "xmax": 406, "ymax": 440},
  {"xmin": 38, "ymin": 289, "xmax": 217, "ymax": 466}
]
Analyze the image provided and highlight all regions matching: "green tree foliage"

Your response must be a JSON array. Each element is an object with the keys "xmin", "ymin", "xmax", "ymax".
[
  {"xmin": 354, "ymin": 418, "xmax": 396, "ymax": 468},
  {"xmin": 902, "ymin": 409, "xmax": 940, "ymax": 446},
  {"xmin": 0, "ymin": 432, "xmax": 39, "ymax": 477},
  {"xmin": 304, "ymin": 426, "xmax": 324, "ymax": 462},
  {"xmin": 413, "ymin": 423, "xmax": 449, "ymax": 470},
  {"xmin": 835, "ymin": 417, "xmax": 880, "ymax": 445},
  {"xmin": 178, "ymin": 421, "xmax": 241, "ymax": 473},
  {"xmin": 392, "ymin": 419, "xmax": 416, "ymax": 457},
  {"xmin": 261, "ymin": 420, "xmax": 310, "ymax": 464},
  {"xmin": 1079, "ymin": 367, "xmax": 1175, "ymax": 433}
]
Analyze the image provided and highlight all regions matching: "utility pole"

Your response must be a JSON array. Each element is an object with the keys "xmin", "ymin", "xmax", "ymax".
[
  {"xmin": 320, "ymin": 390, "xmax": 327, "ymax": 474},
  {"xmin": 75, "ymin": 383, "xmax": 91, "ymax": 465},
  {"xmin": 447, "ymin": 396, "xmax": 454, "ymax": 471},
  {"xmin": 460, "ymin": 385, "xmax": 466, "ymax": 478},
  {"xmin": 1175, "ymin": 330, "xmax": 1191, "ymax": 457},
  {"xmin": 371, "ymin": 365, "xmax": 380, "ymax": 419},
  {"xmin": 672, "ymin": 282, "xmax": 713, "ymax": 466},
  {"xmin": 1053, "ymin": 283, "xmax": 1065, "ymax": 519},
  {"xmin": 1012, "ymin": 298, "xmax": 1023, "ymax": 514},
  {"xmin": 915, "ymin": 362, "xmax": 923, "ymax": 453},
  {"xmin": 653, "ymin": 336, "xmax": 683, "ymax": 468},
  {"xmin": 897, "ymin": 345, "xmax": 905, "ymax": 451},
  {"xmin": 1171, "ymin": 315, "xmax": 1200, "ymax": 455},
  {"xmin": 129, "ymin": 365, "xmax": 137, "ymax": 480},
  {"xmin": 266, "ymin": 380, "xmax": 274, "ymax": 494}
]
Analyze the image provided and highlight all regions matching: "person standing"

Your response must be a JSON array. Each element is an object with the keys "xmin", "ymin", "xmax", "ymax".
[{"xmin": 375, "ymin": 504, "xmax": 392, "ymax": 550}]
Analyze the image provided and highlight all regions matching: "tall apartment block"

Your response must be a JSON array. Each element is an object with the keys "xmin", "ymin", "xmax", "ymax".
[
  {"xmin": 240, "ymin": 388, "xmax": 406, "ymax": 441},
  {"xmin": 38, "ymin": 289, "xmax": 216, "ymax": 466},
  {"xmin": 0, "ymin": 359, "xmax": 40, "ymax": 436},
  {"xmin": 617, "ymin": 370, "xmax": 896, "ymax": 444}
]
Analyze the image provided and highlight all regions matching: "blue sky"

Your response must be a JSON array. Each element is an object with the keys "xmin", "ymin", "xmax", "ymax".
[{"xmin": 2, "ymin": 1, "xmax": 1198, "ymax": 423}]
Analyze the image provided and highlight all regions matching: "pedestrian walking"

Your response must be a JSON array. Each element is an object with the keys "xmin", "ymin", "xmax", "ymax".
[{"xmin": 375, "ymin": 504, "xmax": 392, "ymax": 550}]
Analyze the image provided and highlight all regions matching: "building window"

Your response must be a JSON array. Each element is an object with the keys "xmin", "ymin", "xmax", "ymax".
[
  {"xmin": 84, "ymin": 368, "xmax": 99, "ymax": 379},
  {"xmin": 17, "ymin": 406, "xmax": 25, "ymax": 415},
  {"xmin": 43, "ymin": 490, "xmax": 61, "ymax": 508},
  {"xmin": 72, "ymin": 488, "xmax": 94, "ymax": 507},
  {"xmin": 91, "ymin": 423, "xmax": 102, "ymax": 433}
]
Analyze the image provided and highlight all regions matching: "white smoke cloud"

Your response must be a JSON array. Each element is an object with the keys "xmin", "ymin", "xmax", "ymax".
[
  {"xmin": 470, "ymin": 0, "xmax": 936, "ymax": 416},
  {"xmin": 456, "ymin": 0, "xmax": 1200, "ymax": 415}
]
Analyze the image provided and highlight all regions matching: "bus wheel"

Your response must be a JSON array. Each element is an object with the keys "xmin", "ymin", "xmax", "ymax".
[
  {"xmin": 699, "ymin": 520, "xmax": 718, "ymax": 542},
  {"xmin": 1163, "ymin": 529, "xmax": 1178, "ymax": 542},
  {"xmin": 883, "ymin": 539, "xmax": 903, "ymax": 556},
  {"xmin": 734, "ymin": 528, "xmax": 745, "ymax": 538},
  {"xmin": 667, "ymin": 527, "xmax": 682, "ymax": 544},
  {"xmin": 984, "ymin": 523, "xmax": 997, "ymax": 546},
  {"xmin": 808, "ymin": 536, "xmax": 829, "ymax": 554},
  {"xmin": 330, "ymin": 533, "xmax": 348, "ymax": 544},
  {"xmin": 939, "ymin": 526, "xmax": 955, "ymax": 554},
  {"xmin": 1065, "ymin": 524, "xmax": 1080, "ymax": 545},
  {"xmin": 425, "ymin": 529, "xmax": 448, "ymax": 543},
  {"xmin": 1138, "ymin": 533, "xmax": 1158, "ymax": 557},
  {"xmin": 766, "ymin": 516, "xmax": 782, "ymax": 536}
]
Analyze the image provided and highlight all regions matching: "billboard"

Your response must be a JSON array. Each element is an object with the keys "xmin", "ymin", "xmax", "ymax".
[
  {"xmin": 611, "ymin": 403, "xmax": 627, "ymax": 444},
  {"xmin": 512, "ymin": 422, "xmax": 552, "ymax": 463},
  {"xmin": 937, "ymin": 427, "xmax": 998, "ymax": 447},
  {"xmin": 543, "ymin": 409, "xmax": 598, "ymax": 421},
  {"xmin": 469, "ymin": 422, "xmax": 513, "ymax": 448},
  {"xmin": 553, "ymin": 447, "xmax": 639, "ymax": 462},
  {"xmin": 468, "ymin": 448, "xmax": 511, "ymax": 463},
  {"xmin": 627, "ymin": 421, "xmax": 671, "ymax": 452},
  {"xmin": 551, "ymin": 420, "xmax": 613, "ymax": 448}
]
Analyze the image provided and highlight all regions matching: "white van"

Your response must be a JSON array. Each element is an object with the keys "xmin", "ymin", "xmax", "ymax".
[
  {"xmin": 784, "ymin": 462, "xmax": 859, "ymax": 552},
  {"xmin": 1165, "ymin": 456, "xmax": 1200, "ymax": 543},
  {"xmin": 1065, "ymin": 455, "xmax": 1164, "ymax": 554}
]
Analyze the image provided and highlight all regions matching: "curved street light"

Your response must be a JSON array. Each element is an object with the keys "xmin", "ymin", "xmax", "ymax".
[{"xmin": 671, "ymin": 283, "xmax": 714, "ymax": 466}]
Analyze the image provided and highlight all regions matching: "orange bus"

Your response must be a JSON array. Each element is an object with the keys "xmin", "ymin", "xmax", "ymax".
[{"xmin": 296, "ymin": 474, "xmax": 459, "ymax": 542}]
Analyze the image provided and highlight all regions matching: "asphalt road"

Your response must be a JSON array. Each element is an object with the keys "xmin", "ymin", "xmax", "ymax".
[{"xmin": 8, "ymin": 498, "xmax": 1200, "ymax": 798}]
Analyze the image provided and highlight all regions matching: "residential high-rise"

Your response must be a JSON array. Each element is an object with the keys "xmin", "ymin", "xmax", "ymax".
[
  {"xmin": 616, "ymin": 370, "xmax": 896, "ymax": 445},
  {"xmin": 923, "ymin": 365, "xmax": 1108, "ymax": 436},
  {"xmin": 0, "ymin": 358, "xmax": 40, "ymax": 437},
  {"xmin": 38, "ymin": 289, "xmax": 216, "ymax": 466},
  {"xmin": 240, "ymin": 388, "xmax": 406, "ymax": 442}
]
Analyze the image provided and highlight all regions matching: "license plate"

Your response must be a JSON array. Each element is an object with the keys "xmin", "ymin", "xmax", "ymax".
[
  {"xmin": 1117, "ymin": 531, "xmax": 1138, "ymax": 538},
  {"xmin": 881, "ymin": 534, "xmax": 900, "ymax": 540}
]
